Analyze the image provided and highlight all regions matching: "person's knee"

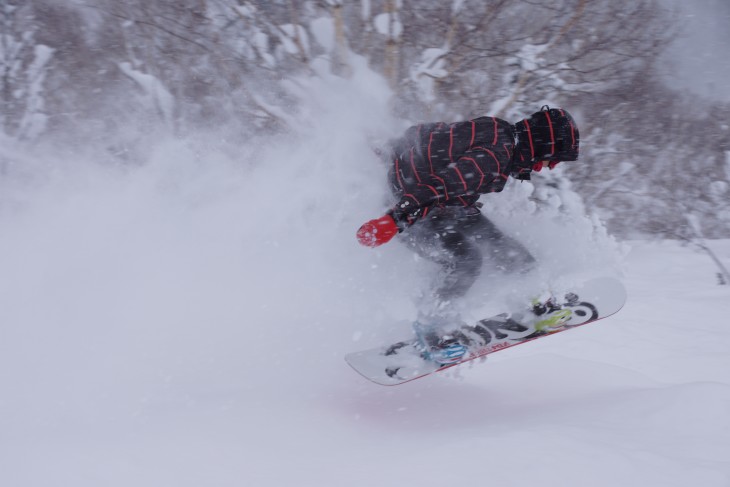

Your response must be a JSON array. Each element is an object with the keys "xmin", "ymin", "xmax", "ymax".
[
  {"xmin": 493, "ymin": 244, "xmax": 535, "ymax": 273},
  {"xmin": 436, "ymin": 236, "xmax": 482, "ymax": 299}
]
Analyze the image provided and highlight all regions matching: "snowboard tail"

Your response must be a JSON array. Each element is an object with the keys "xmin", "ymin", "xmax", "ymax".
[{"xmin": 345, "ymin": 277, "xmax": 626, "ymax": 386}]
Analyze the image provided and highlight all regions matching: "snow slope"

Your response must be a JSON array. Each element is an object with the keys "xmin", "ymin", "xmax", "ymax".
[
  {"xmin": 3, "ymin": 227, "xmax": 729, "ymax": 487},
  {"xmin": 2, "ymin": 67, "xmax": 730, "ymax": 486}
]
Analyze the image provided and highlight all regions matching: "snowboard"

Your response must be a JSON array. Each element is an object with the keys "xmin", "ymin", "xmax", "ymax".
[{"xmin": 345, "ymin": 277, "xmax": 627, "ymax": 386}]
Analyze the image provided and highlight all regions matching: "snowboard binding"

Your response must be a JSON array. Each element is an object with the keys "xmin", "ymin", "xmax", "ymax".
[
  {"xmin": 531, "ymin": 292, "xmax": 589, "ymax": 331},
  {"xmin": 412, "ymin": 321, "xmax": 470, "ymax": 366}
]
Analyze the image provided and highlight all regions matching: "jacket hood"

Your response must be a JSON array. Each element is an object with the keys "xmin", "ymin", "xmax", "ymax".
[{"xmin": 512, "ymin": 106, "xmax": 580, "ymax": 173}]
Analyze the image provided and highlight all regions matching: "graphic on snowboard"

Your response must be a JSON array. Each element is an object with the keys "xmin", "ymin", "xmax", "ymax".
[{"xmin": 345, "ymin": 277, "xmax": 626, "ymax": 386}]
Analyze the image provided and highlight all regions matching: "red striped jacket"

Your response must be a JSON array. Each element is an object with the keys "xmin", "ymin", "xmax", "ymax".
[{"xmin": 387, "ymin": 116, "xmax": 516, "ymax": 225}]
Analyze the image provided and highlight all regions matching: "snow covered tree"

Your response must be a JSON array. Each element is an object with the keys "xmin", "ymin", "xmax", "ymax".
[
  {"xmin": 5, "ymin": 0, "xmax": 729, "ymax": 238},
  {"xmin": 0, "ymin": 1, "xmax": 54, "ymax": 140}
]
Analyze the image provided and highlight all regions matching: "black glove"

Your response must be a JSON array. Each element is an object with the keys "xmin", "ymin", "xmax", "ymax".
[{"xmin": 390, "ymin": 195, "xmax": 427, "ymax": 230}]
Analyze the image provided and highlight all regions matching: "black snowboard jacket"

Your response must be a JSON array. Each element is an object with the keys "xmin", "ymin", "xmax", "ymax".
[{"xmin": 387, "ymin": 116, "xmax": 523, "ymax": 227}]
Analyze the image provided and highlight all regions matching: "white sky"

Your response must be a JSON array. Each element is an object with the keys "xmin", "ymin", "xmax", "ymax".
[{"xmin": 661, "ymin": 0, "xmax": 730, "ymax": 101}]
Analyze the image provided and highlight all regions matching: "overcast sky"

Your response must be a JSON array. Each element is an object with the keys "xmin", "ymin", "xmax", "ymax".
[{"xmin": 661, "ymin": 0, "xmax": 730, "ymax": 101}]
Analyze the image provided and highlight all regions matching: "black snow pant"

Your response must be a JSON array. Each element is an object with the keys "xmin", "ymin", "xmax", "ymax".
[{"xmin": 402, "ymin": 205, "xmax": 536, "ymax": 304}]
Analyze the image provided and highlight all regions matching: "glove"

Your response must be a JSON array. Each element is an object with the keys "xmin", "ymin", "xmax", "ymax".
[
  {"xmin": 391, "ymin": 195, "xmax": 425, "ymax": 227},
  {"xmin": 356, "ymin": 214, "xmax": 399, "ymax": 247}
]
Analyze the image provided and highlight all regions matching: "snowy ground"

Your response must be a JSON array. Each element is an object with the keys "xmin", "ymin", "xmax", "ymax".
[
  {"xmin": 2, "ymin": 229, "xmax": 729, "ymax": 486},
  {"xmin": 2, "ymin": 68, "xmax": 730, "ymax": 486}
]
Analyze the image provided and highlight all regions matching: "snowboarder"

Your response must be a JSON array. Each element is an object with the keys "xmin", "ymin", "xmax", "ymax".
[{"xmin": 355, "ymin": 106, "xmax": 580, "ymax": 364}]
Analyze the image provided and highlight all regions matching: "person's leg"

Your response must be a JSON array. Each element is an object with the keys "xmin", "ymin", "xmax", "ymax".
[
  {"xmin": 402, "ymin": 207, "xmax": 483, "ymax": 306},
  {"xmin": 403, "ymin": 208, "xmax": 482, "ymax": 321},
  {"xmin": 462, "ymin": 210, "xmax": 536, "ymax": 274},
  {"xmin": 402, "ymin": 208, "xmax": 485, "ymax": 362},
  {"xmin": 400, "ymin": 207, "xmax": 537, "ymax": 364}
]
